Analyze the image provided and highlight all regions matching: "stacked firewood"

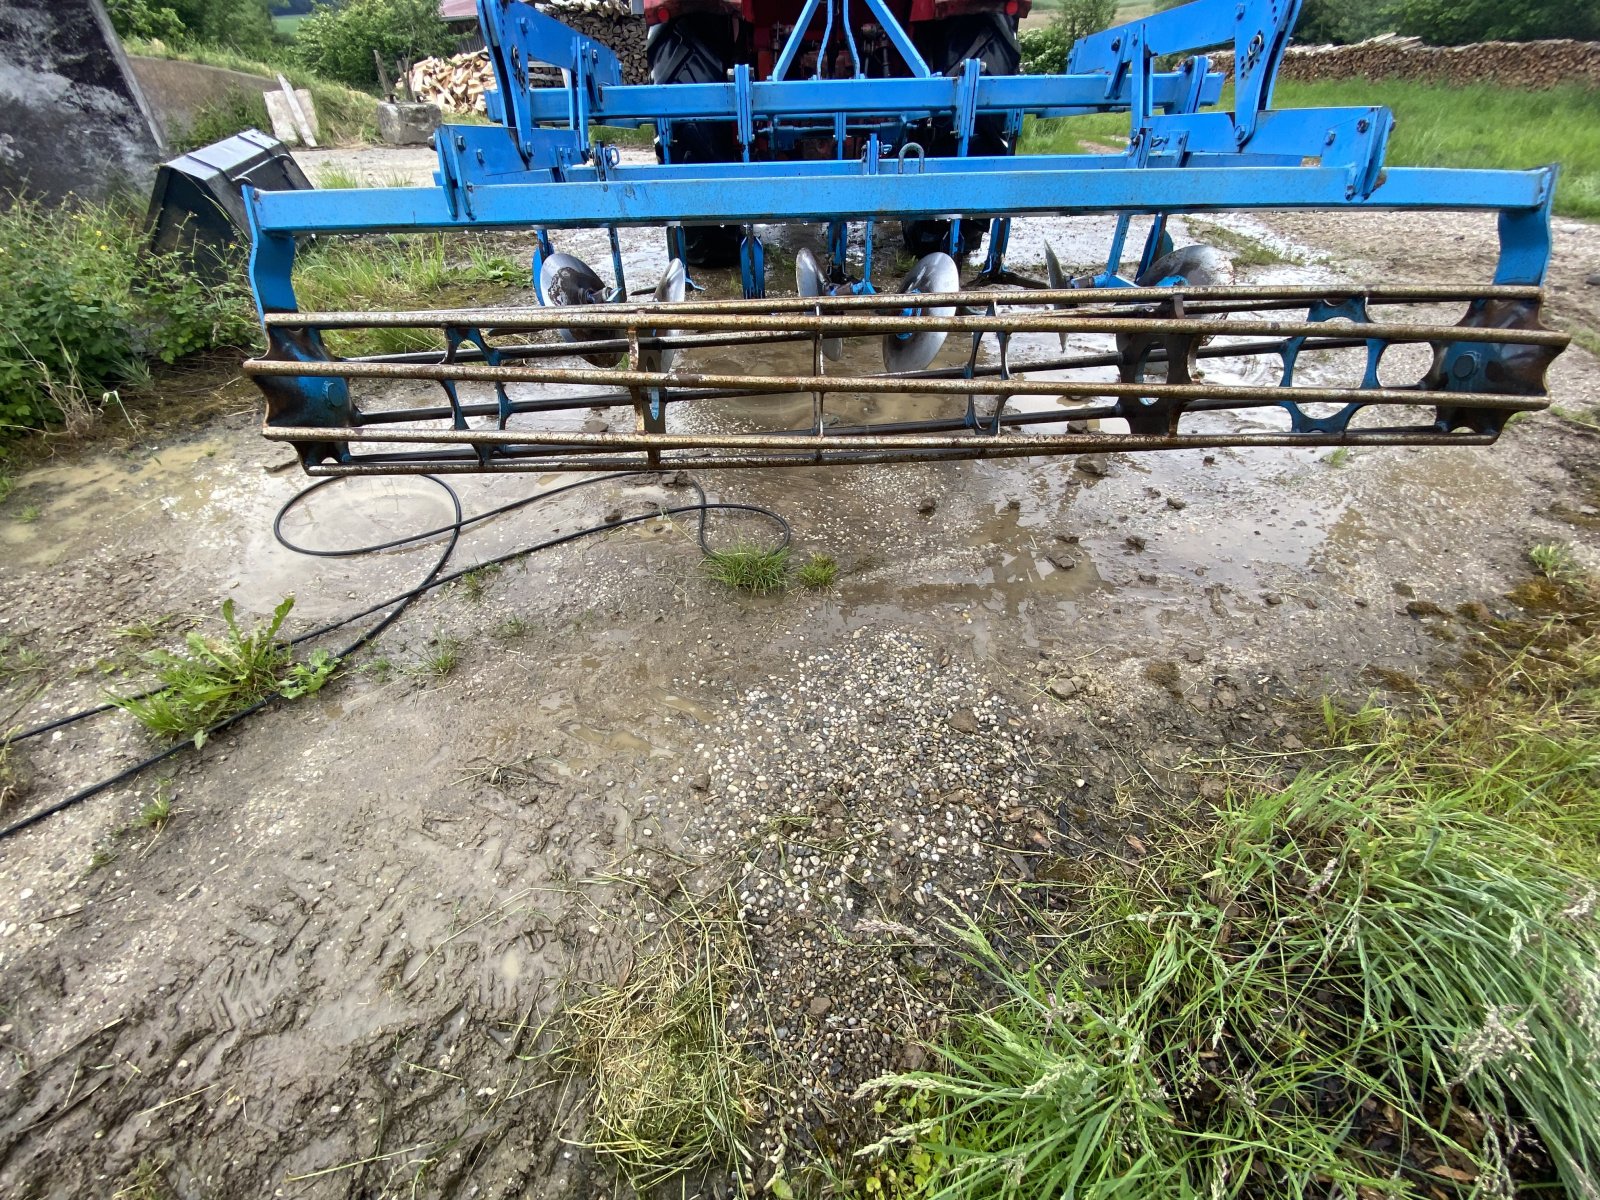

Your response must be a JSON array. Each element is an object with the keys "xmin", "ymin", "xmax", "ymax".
[
  {"xmin": 410, "ymin": 3, "xmax": 648, "ymax": 111},
  {"xmin": 410, "ymin": 51, "xmax": 496, "ymax": 113},
  {"xmin": 1209, "ymin": 35, "xmax": 1600, "ymax": 89}
]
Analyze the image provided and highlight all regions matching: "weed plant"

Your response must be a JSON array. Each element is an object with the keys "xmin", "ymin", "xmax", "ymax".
[
  {"xmin": 111, "ymin": 598, "xmax": 336, "ymax": 745},
  {"xmin": 406, "ymin": 636, "xmax": 464, "ymax": 677}
]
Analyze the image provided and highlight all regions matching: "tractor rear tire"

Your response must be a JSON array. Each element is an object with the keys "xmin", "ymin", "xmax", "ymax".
[
  {"xmin": 649, "ymin": 14, "xmax": 743, "ymax": 269},
  {"xmin": 902, "ymin": 11, "xmax": 1022, "ymax": 259}
]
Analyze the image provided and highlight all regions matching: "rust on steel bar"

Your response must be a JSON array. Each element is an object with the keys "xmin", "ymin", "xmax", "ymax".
[
  {"xmin": 346, "ymin": 329, "xmax": 809, "ymax": 365},
  {"xmin": 344, "ymin": 333, "xmax": 1384, "ymax": 415},
  {"xmin": 265, "ymin": 283, "xmax": 1547, "ymax": 328},
  {"xmin": 260, "ymin": 424, "xmax": 1517, "ymax": 453},
  {"xmin": 257, "ymin": 311, "xmax": 1566, "ymax": 347},
  {"xmin": 245, "ymin": 358, "xmax": 1544, "ymax": 411},
  {"xmin": 270, "ymin": 429, "xmax": 1501, "ymax": 476}
]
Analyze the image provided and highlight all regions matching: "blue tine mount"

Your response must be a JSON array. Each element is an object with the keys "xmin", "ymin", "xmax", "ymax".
[{"xmin": 243, "ymin": 0, "xmax": 1567, "ymax": 475}]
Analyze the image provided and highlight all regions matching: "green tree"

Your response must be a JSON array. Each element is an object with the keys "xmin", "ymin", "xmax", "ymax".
[
  {"xmin": 1295, "ymin": 0, "xmax": 1396, "ymax": 44},
  {"xmin": 293, "ymin": 0, "xmax": 456, "ymax": 88},
  {"xmin": 1019, "ymin": 0, "xmax": 1118, "ymax": 74},
  {"xmin": 106, "ymin": 0, "xmax": 188, "ymax": 43},
  {"xmin": 1392, "ymin": 0, "xmax": 1599, "ymax": 43},
  {"xmin": 156, "ymin": 0, "xmax": 277, "ymax": 55}
]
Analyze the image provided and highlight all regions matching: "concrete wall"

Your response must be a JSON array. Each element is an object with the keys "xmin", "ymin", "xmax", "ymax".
[
  {"xmin": 128, "ymin": 55, "xmax": 276, "ymax": 142},
  {"xmin": 0, "ymin": 0, "xmax": 165, "ymax": 202}
]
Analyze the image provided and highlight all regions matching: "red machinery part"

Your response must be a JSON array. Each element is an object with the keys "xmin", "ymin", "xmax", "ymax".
[{"xmin": 641, "ymin": 0, "xmax": 1033, "ymax": 75}]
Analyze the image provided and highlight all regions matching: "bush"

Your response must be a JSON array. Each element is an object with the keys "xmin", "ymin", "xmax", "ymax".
[
  {"xmin": 293, "ymin": 0, "xmax": 455, "ymax": 88},
  {"xmin": 1019, "ymin": 0, "xmax": 1118, "ymax": 75},
  {"xmin": 160, "ymin": 0, "xmax": 278, "ymax": 57},
  {"xmin": 0, "ymin": 198, "xmax": 256, "ymax": 437},
  {"xmin": 1393, "ymin": 0, "xmax": 1600, "ymax": 44},
  {"xmin": 1294, "ymin": 0, "xmax": 1395, "ymax": 44},
  {"xmin": 106, "ymin": 0, "xmax": 187, "ymax": 43}
]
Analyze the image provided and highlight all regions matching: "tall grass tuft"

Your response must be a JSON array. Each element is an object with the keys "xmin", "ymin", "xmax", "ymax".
[
  {"xmin": 294, "ymin": 234, "xmax": 525, "ymax": 357},
  {"xmin": 861, "ymin": 585, "xmax": 1600, "ymax": 1197},
  {"xmin": 702, "ymin": 543, "xmax": 791, "ymax": 595}
]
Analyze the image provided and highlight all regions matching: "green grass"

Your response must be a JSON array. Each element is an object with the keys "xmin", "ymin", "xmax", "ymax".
[
  {"xmin": 861, "ymin": 573, "xmax": 1600, "ymax": 1197},
  {"xmin": 1185, "ymin": 218, "xmax": 1296, "ymax": 266},
  {"xmin": 0, "ymin": 737, "xmax": 25, "ymax": 810},
  {"xmin": 1530, "ymin": 540, "xmax": 1581, "ymax": 584},
  {"xmin": 702, "ymin": 543, "xmax": 791, "ymax": 595},
  {"xmin": 15, "ymin": 504, "xmax": 39, "ymax": 524},
  {"xmin": 137, "ymin": 789, "xmax": 173, "ymax": 831},
  {"xmin": 294, "ymin": 235, "xmax": 525, "ymax": 356},
  {"xmin": 110, "ymin": 598, "xmax": 337, "ymax": 746},
  {"xmin": 591, "ymin": 123, "xmax": 657, "ymax": 149},
  {"xmin": 313, "ymin": 167, "xmax": 416, "ymax": 190},
  {"xmin": 796, "ymin": 552, "xmax": 840, "ymax": 590},
  {"xmin": 0, "ymin": 636, "xmax": 44, "ymax": 682},
  {"xmin": 457, "ymin": 564, "xmax": 501, "ymax": 602},
  {"xmin": 406, "ymin": 635, "xmax": 464, "ymax": 677},
  {"xmin": 492, "ymin": 615, "xmax": 536, "ymax": 640},
  {"xmin": 116, "ymin": 616, "xmax": 177, "ymax": 642},
  {"xmin": 1325, "ymin": 445, "xmax": 1351, "ymax": 467},
  {"xmin": 1277, "ymin": 78, "xmax": 1600, "ymax": 221},
  {"xmin": 1019, "ymin": 79, "xmax": 1600, "ymax": 220},
  {"xmin": 169, "ymin": 89, "xmax": 271, "ymax": 155}
]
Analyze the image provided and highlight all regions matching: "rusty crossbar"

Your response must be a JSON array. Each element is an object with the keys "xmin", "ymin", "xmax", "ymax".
[{"xmin": 249, "ymin": 285, "xmax": 1566, "ymax": 474}]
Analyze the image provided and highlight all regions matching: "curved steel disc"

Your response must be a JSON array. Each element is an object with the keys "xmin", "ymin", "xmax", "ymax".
[
  {"xmin": 643, "ymin": 258, "xmax": 687, "ymax": 373},
  {"xmin": 794, "ymin": 248, "xmax": 843, "ymax": 361},
  {"xmin": 1136, "ymin": 244, "xmax": 1235, "ymax": 288},
  {"xmin": 538, "ymin": 252, "xmax": 620, "ymax": 366},
  {"xmin": 882, "ymin": 252, "xmax": 958, "ymax": 373},
  {"xmin": 1043, "ymin": 242, "xmax": 1070, "ymax": 349},
  {"xmin": 654, "ymin": 257, "xmax": 687, "ymax": 305}
]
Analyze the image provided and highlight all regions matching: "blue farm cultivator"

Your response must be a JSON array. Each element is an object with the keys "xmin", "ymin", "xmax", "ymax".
[{"xmin": 243, "ymin": 0, "xmax": 1568, "ymax": 474}]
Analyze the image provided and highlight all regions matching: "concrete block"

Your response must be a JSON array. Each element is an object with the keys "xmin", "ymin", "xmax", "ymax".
[
  {"xmin": 264, "ymin": 88, "xmax": 319, "ymax": 146},
  {"xmin": 376, "ymin": 101, "xmax": 441, "ymax": 147}
]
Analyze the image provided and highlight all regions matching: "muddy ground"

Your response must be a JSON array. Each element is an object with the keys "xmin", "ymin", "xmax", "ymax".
[{"xmin": 1, "ymin": 151, "xmax": 1598, "ymax": 1198}]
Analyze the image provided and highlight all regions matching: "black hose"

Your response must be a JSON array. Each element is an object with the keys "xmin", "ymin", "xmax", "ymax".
[{"xmin": 0, "ymin": 469, "xmax": 788, "ymax": 841}]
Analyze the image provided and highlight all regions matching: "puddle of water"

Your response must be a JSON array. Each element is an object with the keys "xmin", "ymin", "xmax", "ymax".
[
  {"xmin": 568, "ymin": 724, "xmax": 667, "ymax": 758},
  {"xmin": 1, "ymin": 440, "xmax": 231, "ymax": 567}
]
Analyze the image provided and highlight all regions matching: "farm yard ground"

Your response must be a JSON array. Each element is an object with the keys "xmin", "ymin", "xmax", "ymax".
[{"xmin": 0, "ymin": 144, "xmax": 1599, "ymax": 1197}]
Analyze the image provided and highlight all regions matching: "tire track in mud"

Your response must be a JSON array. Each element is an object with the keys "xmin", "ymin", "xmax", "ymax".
[{"xmin": 0, "ymin": 696, "xmax": 653, "ymax": 1198}]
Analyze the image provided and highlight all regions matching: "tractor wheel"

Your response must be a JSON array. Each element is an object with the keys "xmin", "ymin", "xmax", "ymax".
[
  {"xmin": 902, "ymin": 11, "xmax": 1021, "ymax": 259},
  {"xmin": 648, "ymin": 14, "xmax": 743, "ymax": 269}
]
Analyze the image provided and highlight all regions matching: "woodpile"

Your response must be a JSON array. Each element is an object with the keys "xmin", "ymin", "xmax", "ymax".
[
  {"xmin": 1209, "ymin": 34, "xmax": 1600, "ymax": 90},
  {"xmin": 410, "ymin": 1, "xmax": 648, "ymax": 111}
]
